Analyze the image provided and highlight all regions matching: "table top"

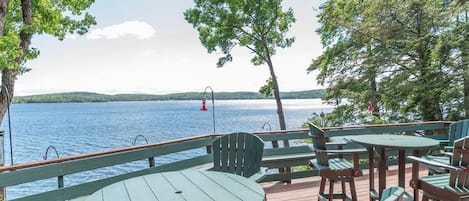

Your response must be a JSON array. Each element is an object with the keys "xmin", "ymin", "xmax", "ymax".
[
  {"xmin": 349, "ymin": 134, "xmax": 440, "ymax": 150},
  {"xmin": 86, "ymin": 170, "xmax": 265, "ymax": 201}
]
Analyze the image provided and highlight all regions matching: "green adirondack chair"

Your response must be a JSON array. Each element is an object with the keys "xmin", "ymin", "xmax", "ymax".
[
  {"xmin": 211, "ymin": 132, "xmax": 265, "ymax": 182},
  {"xmin": 308, "ymin": 123, "xmax": 365, "ymax": 201},
  {"xmin": 408, "ymin": 136, "xmax": 469, "ymax": 201},
  {"xmin": 422, "ymin": 119, "xmax": 469, "ymax": 175}
]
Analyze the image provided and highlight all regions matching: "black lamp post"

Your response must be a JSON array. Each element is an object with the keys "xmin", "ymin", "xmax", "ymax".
[
  {"xmin": 320, "ymin": 111, "xmax": 326, "ymax": 127},
  {"xmin": 201, "ymin": 86, "xmax": 216, "ymax": 134}
]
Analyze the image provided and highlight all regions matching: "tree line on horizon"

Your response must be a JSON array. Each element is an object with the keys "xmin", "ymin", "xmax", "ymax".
[{"xmin": 12, "ymin": 90, "xmax": 325, "ymax": 103}]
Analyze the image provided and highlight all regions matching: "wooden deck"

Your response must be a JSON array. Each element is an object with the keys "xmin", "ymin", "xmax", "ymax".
[{"xmin": 262, "ymin": 165, "xmax": 427, "ymax": 201}]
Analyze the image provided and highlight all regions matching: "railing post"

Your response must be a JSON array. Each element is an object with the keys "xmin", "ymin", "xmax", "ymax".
[
  {"xmin": 0, "ymin": 131, "xmax": 5, "ymax": 201},
  {"xmin": 148, "ymin": 158, "xmax": 155, "ymax": 167},
  {"xmin": 58, "ymin": 176, "xmax": 64, "ymax": 188}
]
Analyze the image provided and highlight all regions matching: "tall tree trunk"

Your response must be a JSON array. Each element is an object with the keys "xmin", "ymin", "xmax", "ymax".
[
  {"xmin": 0, "ymin": 0, "xmax": 10, "ymax": 125},
  {"xmin": 367, "ymin": 44, "xmax": 380, "ymax": 118},
  {"xmin": 266, "ymin": 55, "xmax": 290, "ymax": 176},
  {"xmin": 463, "ymin": 40, "xmax": 469, "ymax": 119},
  {"xmin": 0, "ymin": 0, "xmax": 8, "ymax": 35},
  {"xmin": 0, "ymin": 0, "xmax": 32, "ymax": 124},
  {"xmin": 1, "ymin": 69, "xmax": 17, "ymax": 120},
  {"xmin": 266, "ymin": 60, "xmax": 287, "ymax": 131},
  {"xmin": 370, "ymin": 76, "xmax": 379, "ymax": 117},
  {"xmin": 266, "ymin": 57, "xmax": 289, "ymax": 148},
  {"xmin": 463, "ymin": 11, "xmax": 469, "ymax": 119}
]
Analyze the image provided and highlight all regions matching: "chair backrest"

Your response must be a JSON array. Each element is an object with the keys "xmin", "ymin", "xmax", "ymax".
[
  {"xmin": 211, "ymin": 132, "xmax": 264, "ymax": 178},
  {"xmin": 449, "ymin": 136, "xmax": 469, "ymax": 189},
  {"xmin": 448, "ymin": 119, "xmax": 469, "ymax": 145},
  {"xmin": 309, "ymin": 123, "xmax": 329, "ymax": 166}
]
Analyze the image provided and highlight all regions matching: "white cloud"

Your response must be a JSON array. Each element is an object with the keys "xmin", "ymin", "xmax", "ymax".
[{"xmin": 86, "ymin": 21, "xmax": 156, "ymax": 40}]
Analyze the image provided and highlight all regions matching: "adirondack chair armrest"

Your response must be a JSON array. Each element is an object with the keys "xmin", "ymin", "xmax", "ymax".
[
  {"xmin": 444, "ymin": 145, "xmax": 454, "ymax": 152},
  {"xmin": 444, "ymin": 151, "xmax": 453, "ymax": 157},
  {"xmin": 248, "ymin": 168, "xmax": 267, "ymax": 183},
  {"xmin": 309, "ymin": 145, "xmax": 366, "ymax": 155},
  {"xmin": 320, "ymin": 148, "xmax": 367, "ymax": 154},
  {"xmin": 407, "ymin": 156, "xmax": 460, "ymax": 171}
]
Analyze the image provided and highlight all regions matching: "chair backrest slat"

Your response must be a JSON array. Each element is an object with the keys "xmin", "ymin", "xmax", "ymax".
[
  {"xmin": 213, "ymin": 138, "xmax": 221, "ymax": 170},
  {"xmin": 449, "ymin": 137, "xmax": 469, "ymax": 188},
  {"xmin": 461, "ymin": 140, "xmax": 469, "ymax": 188},
  {"xmin": 229, "ymin": 134, "xmax": 237, "ymax": 173},
  {"xmin": 221, "ymin": 135, "xmax": 229, "ymax": 170},
  {"xmin": 212, "ymin": 132, "xmax": 264, "ymax": 178},
  {"xmin": 449, "ymin": 120, "xmax": 469, "ymax": 145},
  {"xmin": 235, "ymin": 134, "xmax": 245, "ymax": 175},
  {"xmin": 309, "ymin": 123, "xmax": 329, "ymax": 166}
]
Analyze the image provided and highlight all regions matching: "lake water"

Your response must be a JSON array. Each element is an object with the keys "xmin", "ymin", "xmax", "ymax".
[{"xmin": 1, "ymin": 99, "xmax": 332, "ymax": 199}]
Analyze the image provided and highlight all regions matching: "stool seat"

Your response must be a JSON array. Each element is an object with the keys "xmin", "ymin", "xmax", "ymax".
[{"xmin": 309, "ymin": 124, "xmax": 365, "ymax": 201}]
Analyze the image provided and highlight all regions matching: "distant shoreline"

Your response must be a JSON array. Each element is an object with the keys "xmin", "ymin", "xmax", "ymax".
[{"xmin": 12, "ymin": 89, "xmax": 325, "ymax": 104}]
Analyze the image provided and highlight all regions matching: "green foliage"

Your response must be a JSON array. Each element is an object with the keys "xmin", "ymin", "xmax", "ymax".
[
  {"xmin": 184, "ymin": 0, "xmax": 295, "ymax": 67},
  {"xmin": 0, "ymin": 32, "xmax": 21, "ymax": 69},
  {"xmin": 259, "ymin": 77, "xmax": 273, "ymax": 97},
  {"xmin": 309, "ymin": 0, "xmax": 469, "ymax": 125},
  {"xmin": 184, "ymin": 0, "xmax": 296, "ymax": 130},
  {"xmin": 1, "ymin": 0, "xmax": 96, "ymax": 71}
]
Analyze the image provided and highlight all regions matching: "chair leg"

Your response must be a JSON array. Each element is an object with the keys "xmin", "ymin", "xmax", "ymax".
[
  {"xmin": 341, "ymin": 181, "xmax": 346, "ymax": 201},
  {"xmin": 422, "ymin": 195, "xmax": 429, "ymax": 201},
  {"xmin": 319, "ymin": 177, "xmax": 326, "ymax": 201},
  {"xmin": 349, "ymin": 178, "xmax": 357, "ymax": 201},
  {"xmin": 329, "ymin": 179, "xmax": 335, "ymax": 201}
]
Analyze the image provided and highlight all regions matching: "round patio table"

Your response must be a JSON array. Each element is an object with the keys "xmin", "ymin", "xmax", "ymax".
[
  {"xmin": 85, "ymin": 170, "xmax": 265, "ymax": 201},
  {"xmin": 349, "ymin": 134, "xmax": 439, "ymax": 201}
]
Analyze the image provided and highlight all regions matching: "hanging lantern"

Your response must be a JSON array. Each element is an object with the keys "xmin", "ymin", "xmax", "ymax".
[
  {"xmin": 200, "ymin": 99, "xmax": 208, "ymax": 111},
  {"xmin": 367, "ymin": 101, "xmax": 374, "ymax": 112}
]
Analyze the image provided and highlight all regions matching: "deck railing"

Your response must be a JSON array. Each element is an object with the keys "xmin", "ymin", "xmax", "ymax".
[{"xmin": 0, "ymin": 121, "xmax": 451, "ymax": 201}]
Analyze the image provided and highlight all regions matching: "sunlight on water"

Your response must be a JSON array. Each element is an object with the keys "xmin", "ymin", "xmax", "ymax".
[{"xmin": 0, "ymin": 99, "xmax": 332, "ymax": 199}]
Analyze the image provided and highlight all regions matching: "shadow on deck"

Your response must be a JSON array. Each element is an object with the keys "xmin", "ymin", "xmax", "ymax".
[{"xmin": 262, "ymin": 165, "xmax": 425, "ymax": 201}]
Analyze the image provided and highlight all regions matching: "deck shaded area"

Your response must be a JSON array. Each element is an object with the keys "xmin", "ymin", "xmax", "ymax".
[{"xmin": 262, "ymin": 165, "xmax": 426, "ymax": 201}]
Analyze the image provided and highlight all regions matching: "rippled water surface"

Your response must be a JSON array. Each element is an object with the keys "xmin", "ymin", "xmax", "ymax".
[{"xmin": 1, "ymin": 99, "xmax": 332, "ymax": 199}]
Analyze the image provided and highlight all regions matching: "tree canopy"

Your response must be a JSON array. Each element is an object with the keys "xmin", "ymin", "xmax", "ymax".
[
  {"xmin": 184, "ymin": 0, "xmax": 295, "ymax": 130},
  {"xmin": 0, "ymin": 0, "xmax": 96, "ymax": 124},
  {"xmin": 309, "ymin": 0, "xmax": 469, "ymax": 126}
]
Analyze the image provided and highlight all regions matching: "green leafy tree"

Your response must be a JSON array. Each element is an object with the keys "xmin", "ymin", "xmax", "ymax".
[
  {"xmin": 308, "ymin": 0, "xmax": 383, "ymax": 125},
  {"xmin": 309, "ymin": 0, "xmax": 464, "ymax": 124},
  {"xmin": 0, "ymin": 0, "xmax": 96, "ymax": 124},
  {"xmin": 184, "ymin": 0, "xmax": 295, "ymax": 131},
  {"xmin": 451, "ymin": 0, "xmax": 469, "ymax": 118}
]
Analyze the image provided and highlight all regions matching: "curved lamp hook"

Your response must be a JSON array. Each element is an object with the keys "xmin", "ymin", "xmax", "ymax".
[
  {"xmin": 201, "ymin": 86, "xmax": 216, "ymax": 134},
  {"xmin": 132, "ymin": 134, "xmax": 149, "ymax": 145},
  {"xmin": 261, "ymin": 122, "xmax": 272, "ymax": 131},
  {"xmin": 43, "ymin": 145, "xmax": 60, "ymax": 160}
]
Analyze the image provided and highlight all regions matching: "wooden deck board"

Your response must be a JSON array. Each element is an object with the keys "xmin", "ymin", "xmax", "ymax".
[{"xmin": 262, "ymin": 165, "xmax": 427, "ymax": 201}]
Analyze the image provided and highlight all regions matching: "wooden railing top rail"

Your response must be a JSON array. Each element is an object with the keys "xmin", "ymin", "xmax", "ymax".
[
  {"xmin": 251, "ymin": 121, "xmax": 451, "ymax": 136},
  {"xmin": 323, "ymin": 121, "xmax": 451, "ymax": 130},
  {"xmin": 0, "ymin": 121, "xmax": 451, "ymax": 173},
  {"xmin": 0, "ymin": 134, "xmax": 217, "ymax": 173}
]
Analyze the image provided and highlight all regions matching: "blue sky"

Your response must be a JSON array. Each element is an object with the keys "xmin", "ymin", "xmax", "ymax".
[{"xmin": 16, "ymin": 0, "xmax": 323, "ymax": 95}]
